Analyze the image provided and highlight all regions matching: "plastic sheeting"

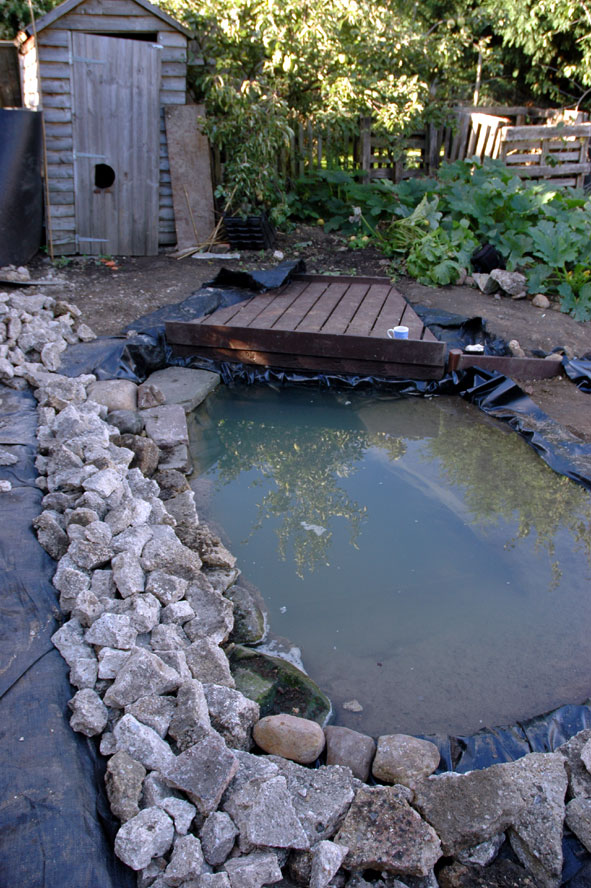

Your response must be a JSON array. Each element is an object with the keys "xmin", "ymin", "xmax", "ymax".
[
  {"xmin": 0, "ymin": 110, "xmax": 43, "ymax": 267},
  {"xmin": 0, "ymin": 386, "xmax": 134, "ymax": 888},
  {"xmin": 563, "ymin": 356, "xmax": 591, "ymax": 394}
]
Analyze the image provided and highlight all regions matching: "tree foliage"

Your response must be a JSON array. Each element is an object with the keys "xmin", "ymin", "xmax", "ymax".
[{"xmin": 0, "ymin": 0, "xmax": 58, "ymax": 39}]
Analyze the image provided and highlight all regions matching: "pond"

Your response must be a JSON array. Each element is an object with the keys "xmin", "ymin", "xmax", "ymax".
[{"xmin": 188, "ymin": 384, "xmax": 591, "ymax": 738}]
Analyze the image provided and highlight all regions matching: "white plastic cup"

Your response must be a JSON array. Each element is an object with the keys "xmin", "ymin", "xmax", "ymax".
[{"xmin": 387, "ymin": 326, "xmax": 409, "ymax": 340}]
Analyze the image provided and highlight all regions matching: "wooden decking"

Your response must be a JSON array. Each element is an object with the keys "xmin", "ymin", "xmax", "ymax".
[{"xmin": 166, "ymin": 274, "xmax": 447, "ymax": 380}]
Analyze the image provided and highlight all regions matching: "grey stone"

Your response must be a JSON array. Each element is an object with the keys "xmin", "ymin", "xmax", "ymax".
[
  {"xmin": 253, "ymin": 714, "xmax": 325, "ymax": 765},
  {"xmin": 334, "ymin": 785, "xmax": 441, "ymax": 877},
  {"xmin": 325, "ymin": 726, "xmax": 376, "ymax": 782},
  {"xmin": 162, "ymin": 729, "xmax": 239, "ymax": 815},
  {"xmin": 202, "ymin": 568, "xmax": 239, "ymax": 595},
  {"xmin": 106, "ymin": 409, "xmax": 145, "ymax": 436},
  {"xmin": 157, "ymin": 650, "xmax": 192, "ymax": 684},
  {"xmin": 372, "ymin": 734, "xmax": 440, "ymax": 787},
  {"xmin": 532, "ymin": 293, "xmax": 551, "ymax": 309},
  {"xmin": 142, "ymin": 404, "xmax": 189, "ymax": 449},
  {"xmin": 65, "ymin": 506, "xmax": 100, "ymax": 527},
  {"xmin": 114, "ymin": 807, "xmax": 174, "ymax": 871},
  {"xmin": 33, "ymin": 509, "xmax": 69, "ymax": 559},
  {"xmin": 183, "ymin": 524, "xmax": 237, "ymax": 570},
  {"xmin": 226, "ymin": 583, "xmax": 268, "ymax": 645},
  {"xmin": 85, "ymin": 613, "xmax": 137, "ymax": 649},
  {"xmin": 151, "ymin": 623, "xmax": 190, "ymax": 651},
  {"xmin": 193, "ymin": 875, "xmax": 231, "ymax": 888},
  {"xmin": 137, "ymin": 382, "xmax": 166, "ymax": 409},
  {"xmin": 88, "ymin": 379, "xmax": 138, "ymax": 412},
  {"xmin": 142, "ymin": 771, "xmax": 182, "ymax": 808},
  {"xmin": 112, "ymin": 434, "xmax": 160, "ymax": 475},
  {"xmin": 161, "ymin": 601, "xmax": 195, "ymax": 625},
  {"xmin": 36, "ymin": 375, "xmax": 88, "ymax": 410},
  {"xmin": 52, "ymin": 618, "xmax": 95, "ymax": 666},
  {"xmin": 223, "ymin": 773, "xmax": 309, "ymax": 852},
  {"xmin": 310, "ymin": 840, "xmax": 349, "ymax": 888},
  {"xmin": 115, "ymin": 592, "xmax": 160, "ymax": 633},
  {"xmin": 153, "ymin": 469, "xmax": 189, "ymax": 501},
  {"xmin": 141, "ymin": 535, "xmax": 202, "ymax": 580},
  {"xmin": 105, "ymin": 750, "xmax": 146, "ymax": 822},
  {"xmin": 162, "ymin": 488, "xmax": 198, "ymax": 534},
  {"xmin": 472, "ymin": 272, "xmax": 499, "ymax": 294},
  {"xmin": 67, "ymin": 520, "xmax": 114, "ymax": 569},
  {"xmin": 76, "ymin": 322, "xmax": 96, "ymax": 342},
  {"xmin": 146, "ymin": 569, "xmax": 189, "ymax": 606},
  {"xmin": 270, "ymin": 756, "xmax": 355, "ymax": 844},
  {"xmin": 41, "ymin": 339, "xmax": 67, "ymax": 371},
  {"xmin": 100, "ymin": 732, "xmax": 118, "ymax": 755},
  {"xmin": 203, "ymin": 683, "xmax": 259, "ymax": 751},
  {"xmin": 223, "ymin": 851, "xmax": 282, "ymax": 888},
  {"xmin": 69, "ymin": 657, "xmax": 98, "ymax": 689},
  {"xmin": 52, "ymin": 555, "xmax": 91, "ymax": 612},
  {"xmin": 104, "ymin": 648, "xmax": 181, "ymax": 708},
  {"xmin": 143, "ymin": 367, "xmax": 220, "ymax": 413},
  {"xmin": 161, "ymin": 797, "xmax": 196, "ymax": 836},
  {"xmin": 157, "ymin": 442, "xmax": 192, "ymax": 473},
  {"xmin": 98, "ymin": 646, "xmax": 132, "ymax": 679},
  {"xmin": 186, "ymin": 639, "xmax": 235, "ymax": 688},
  {"xmin": 565, "ymin": 797, "xmax": 591, "ymax": 851},
  {"xmin": 137, "ymin": 858, "xmax": 167, "ymax": 888},
  {"xmin": 69, "ymin": 688, "xmax": 109, "ymax": 736},
  {"xmin": 412, "ymin": 766, "xmax": 525, "ymax": 855},
  {"xmin": 437, "ymin": 859, "xmax": 538, "ymax": 888},
  {"xmin": 0, "ymin": 447, "xmax": 18, "ymax": 466},
  {"xmin": 168, "ymin": 680, "xmax": 211, "ymax": 751},
  {"xmin": 82, "ymin": 468, "xmax": 123, "ymax": 498},
  {"xmin": 184, "ymin": 584, "xmax": 234, "ymax": 645},
  {"xmin": 91, "ymin": 569, "xmax": 116, "ymax": 602},
  {"xmin": 125, "ymin": 695, "xmax": 176, "ymax": 738},
  {"xmin": 71, "ymin": 588, "xmax": 104, "ymax": 627},
  {"xmin": 163, "ymin": 834, "xmax": 206, "ymax": 885},
  {"xmin": 456, "ymin": 833, "xmax": 505, "ymax": 867},
  {"xmin": 112, "ymin": 524, "xmax": 153, "ymax": 558},
  {"xmin": 508, "ymin": 752, "xmax": 567, "ymax": 888},
  {"xmin": 114, "ymin": 714, "xmax": 175, "ymax": 772},
  {"xmin": 200, "ymin": 811, "xmax": 239, "ymax": 866}
]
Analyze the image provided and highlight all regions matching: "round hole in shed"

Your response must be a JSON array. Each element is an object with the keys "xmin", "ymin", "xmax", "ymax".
[{"xmin": 94, "ymin": 163, "xmax": 115, "ymax": 189}]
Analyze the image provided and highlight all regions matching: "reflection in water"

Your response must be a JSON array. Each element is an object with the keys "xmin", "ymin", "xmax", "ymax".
[{"xmin": 190, "ymin": 386, "xmax": 591, "ymax": 736}]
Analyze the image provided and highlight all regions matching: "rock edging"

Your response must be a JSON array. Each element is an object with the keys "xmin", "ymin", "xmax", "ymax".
[{"xmin": 2, "ymin": 286, "xmax": 591, "ymax": 887}]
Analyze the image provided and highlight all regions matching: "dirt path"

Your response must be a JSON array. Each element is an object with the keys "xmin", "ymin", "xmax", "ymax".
[{"xmin": 31, "ymin": 226, "xmax": 591, "ymax": 443}]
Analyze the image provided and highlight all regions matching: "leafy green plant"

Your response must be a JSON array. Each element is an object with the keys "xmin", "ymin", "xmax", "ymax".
[{"xmin": 406, "ymin": 219, "xmax": 479, "ymax": 285}]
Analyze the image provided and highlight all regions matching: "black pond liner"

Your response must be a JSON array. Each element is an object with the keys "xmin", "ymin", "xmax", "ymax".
[{"xmin": 5, "ymin": 262, "xmax": 591, "ymax": 885}]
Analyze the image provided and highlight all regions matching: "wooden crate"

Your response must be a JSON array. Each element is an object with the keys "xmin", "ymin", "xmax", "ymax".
[{"xmin": 499, "ymin": 123, "xmax": 591, "ymax": 188}]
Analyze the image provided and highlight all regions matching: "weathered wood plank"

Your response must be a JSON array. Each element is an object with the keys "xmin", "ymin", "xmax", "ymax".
[
  {"xmin": 168, "ymin": 343, "xmax": 445, "ymax": 381},
  {"xmin": 61, "ymin": 13, "xmax": 165, "ymax": 30},
  {"xmin": 40, "ymin": 79, "xmax": 71, "ymax": 94},
  {"xmin": 500, "ymin": 123, "xmax": 591, "ymax": 141},
  {"xmin": 40, "ymin": 62, "xmax": 70, "ymax": 79},
  {"xmin": 511, "ymin": 162, "xmax": 591, "ymax": 178},
  {"xmin": 295, "ymin": 283, "xmax": 349, "ymax": 332},
  {"xmin": 369, "ymin": 287, "xmax": 410, "ymax": 337},
  {"xmin": 448, "ymin": 350, "xmax": 562, "ymax": 379},
  {"xmin": 345, "ymin": 284, "xmax": 390, "ymax": 336},
  {"xmin": 160, "ymin": 48, "xmax": 187, "ymax": 63},
  {"xmin": 164, "ymin": 105, "xmax": 214, "ymax": 249},
  {"xmin": 157, "ymin": 31, "xmax": 188, "ymax": 47},
  {"xmin": 44, "ymin": 108, "xmax": 72, "ymax": 123},
  {"xmin": 250, "ymin": 282, "xmax": 308, "ymax": 330},
  {"xmin": 38, "ymin": 30, "xmax": 69, "ymax": 46},
  {"xmin": 271, "ymin": 281, "xmax": 328, "ymax": 331},
  {"xmin": 160, "ymin": 91, "xmax": 186, "ymax": 105},
  {"xmin": 321, "ymin": 283, "xmax": 368, "ymax": 334},
  {"xmin": 201, "ymin": 296, "xmax": 267, "ymax": 328},
  {"xmin": 42, "ymin": 94, "xmax": 72, "ymax": 109},
  {"xmin": 38, "ymin": 45, "xmax": 70, "ymax": 63}
]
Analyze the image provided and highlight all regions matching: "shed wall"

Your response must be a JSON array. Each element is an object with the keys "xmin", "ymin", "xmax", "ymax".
[{"xmin": 19, "ymin": 2, "xmax": 188, "ymax": 253}]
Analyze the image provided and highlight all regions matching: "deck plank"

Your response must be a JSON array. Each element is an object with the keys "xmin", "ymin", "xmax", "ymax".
[
  {"xmin": 248, "ymin": 280, "xmax": 308, "ymax": 330},
  {"xmin": 369, "ymin": 286, "xmax": 410, "ymax": 337},
  {"xmin": 271, "ymin": 280, "xmax": 329, "ymax": 331},
  {"xmin": 345, "ymin": 284, "xmax": 390, "ymax": 336},
  {"xmin": 321, "ymin": 283, "xmax": 369, "ymax": 334},
  {"xmin": 296, "ymin": 282, "xmax": 350, "ymax": 332}
]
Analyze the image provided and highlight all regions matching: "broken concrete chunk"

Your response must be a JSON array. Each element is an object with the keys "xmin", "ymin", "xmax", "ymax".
[
  {"xmin": 200, "ymin": 811, "xmax": 239, "ymax": 866},
  {"xmin": 69, "ymin": 657, "xmax": 99, "ymax": 690},
  {"xmin": 203, "ymin": 683, "xmax": 259, "ymax": 751},
  {"xmin": 162, "ymin": 729, "xmax": 238, "ymax": 815},
  {"xmin": 163, "ymin": 834, "xmax": 207, "ymax": 886},
  {"xmin": 105, "ymin": 750, "xmax": 146, "ymax": 822},
  {"xmin": 161, "ymin": 797, "xmax": 196, "ymax": 836},
  {"xmin": 146, "ymin": 570, "xmax": 189, "ymax": 605},
  {"xmin": 335, "ymin": 784, "xmax": 441, "ymax": 877},
  {"xmin": 224, "ymin": 774, "xmax": 310, "ymax": 852},
  {"xmin": 185, "ymin": 639, "xmax": 235, "ymax": 688},
  {"xmin": 85, "ymin": 612, "xmax": 137, "ymax": 650},
  {"xmin": 69, "ymin": 688, "xmax": 108, "ymax": 737},
  {"xmin": 114, "ymin": 807, "xmax": 174, "ymax": 871},
  {"xmin": 125, "ymin": 695, "xmax": 176, "ymax": 739},
  {"xmin": 104, "ymin": 648, "xmax": 181, "ymax": 708},
  {"xmin": 184, "ymin": 583, "xmax": 234, "ymax": 645},
  {"xmin": 168, "ymin": 679, "xmax": 211, "ymax": 751},
  {"xmin": 52, "ymin": 617, "xmax": 95, "ymax": 666},
  {"xmin": 310, "ymin": 840, "xmax": 349, "ymax": 888},
  {"xmin": 223, "ymin": 851, "xmax": 282, "ymax": 888},
  {"xmin": 113, "ymin": 714, "xmax": 175, "ymax": 772}
]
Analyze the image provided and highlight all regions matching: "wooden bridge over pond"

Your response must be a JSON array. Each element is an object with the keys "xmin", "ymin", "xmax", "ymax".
[
  {"xmin": 166, "ymin": 274, "xmax": 447, "ymax": 380},
  {"xmin": 165, "ymin": 273, "xmax": 563, "ymax": 382}
]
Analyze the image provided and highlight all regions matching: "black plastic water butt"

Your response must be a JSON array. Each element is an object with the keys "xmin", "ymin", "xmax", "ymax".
[{"xmin": 0, "ymin": 109, "xmax": 43, "ymax": 266}]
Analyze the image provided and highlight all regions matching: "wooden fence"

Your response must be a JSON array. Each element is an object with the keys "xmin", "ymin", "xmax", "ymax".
[{"xmin": 277, "ymin": 106, "xmax": 591, "ymax": 187}]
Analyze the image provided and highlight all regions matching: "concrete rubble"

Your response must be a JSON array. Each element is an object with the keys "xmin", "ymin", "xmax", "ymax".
[{"xmin": 1, "ymin": 286, "xmax": 591, "ymax": 886}]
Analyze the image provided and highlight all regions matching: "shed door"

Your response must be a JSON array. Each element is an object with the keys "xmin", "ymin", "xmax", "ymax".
[{"xmin": 72, "ymin": 32, "xmax": 161, "ymax": 256}]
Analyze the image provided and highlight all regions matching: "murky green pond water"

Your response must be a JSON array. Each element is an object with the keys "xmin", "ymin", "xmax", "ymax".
[{"xmin": 189, "ymin": 384, "xmax": 591, "ymax": 737}]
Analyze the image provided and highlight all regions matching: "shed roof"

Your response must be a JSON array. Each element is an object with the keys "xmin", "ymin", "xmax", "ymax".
[{"xmin": 24, "ymin": 0, "xmax": 192, "ymax": 38}]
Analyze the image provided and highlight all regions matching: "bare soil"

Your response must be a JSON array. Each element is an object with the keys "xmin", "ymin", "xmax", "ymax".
[{"xmin": 33, "ymin": 223, "xmax": 591, "ymax": 442}]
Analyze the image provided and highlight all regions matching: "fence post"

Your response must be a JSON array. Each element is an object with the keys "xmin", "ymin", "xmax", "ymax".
[{"xmin": 360, "ymin": 116, "xmax": 371, "ymax": 182}]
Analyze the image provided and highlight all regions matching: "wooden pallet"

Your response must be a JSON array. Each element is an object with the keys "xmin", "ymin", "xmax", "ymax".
[{"xmin": 166, "ymin": 274, "xmax": 447, "ymax": 380}]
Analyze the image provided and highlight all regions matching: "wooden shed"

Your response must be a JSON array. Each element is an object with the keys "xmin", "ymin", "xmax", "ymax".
[{"xmin": 17, "ymin": 0, "xmax": 192, "ymax": 255}]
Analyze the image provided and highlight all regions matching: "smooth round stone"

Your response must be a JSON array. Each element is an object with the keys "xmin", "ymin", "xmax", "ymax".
[
  {"xmin": 372, "ymin": 733, "xmax": 440, "ymax": 787},
  {"xmin": 253, "ymin": 713, "xmax": 326, "ymax": 764}
]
